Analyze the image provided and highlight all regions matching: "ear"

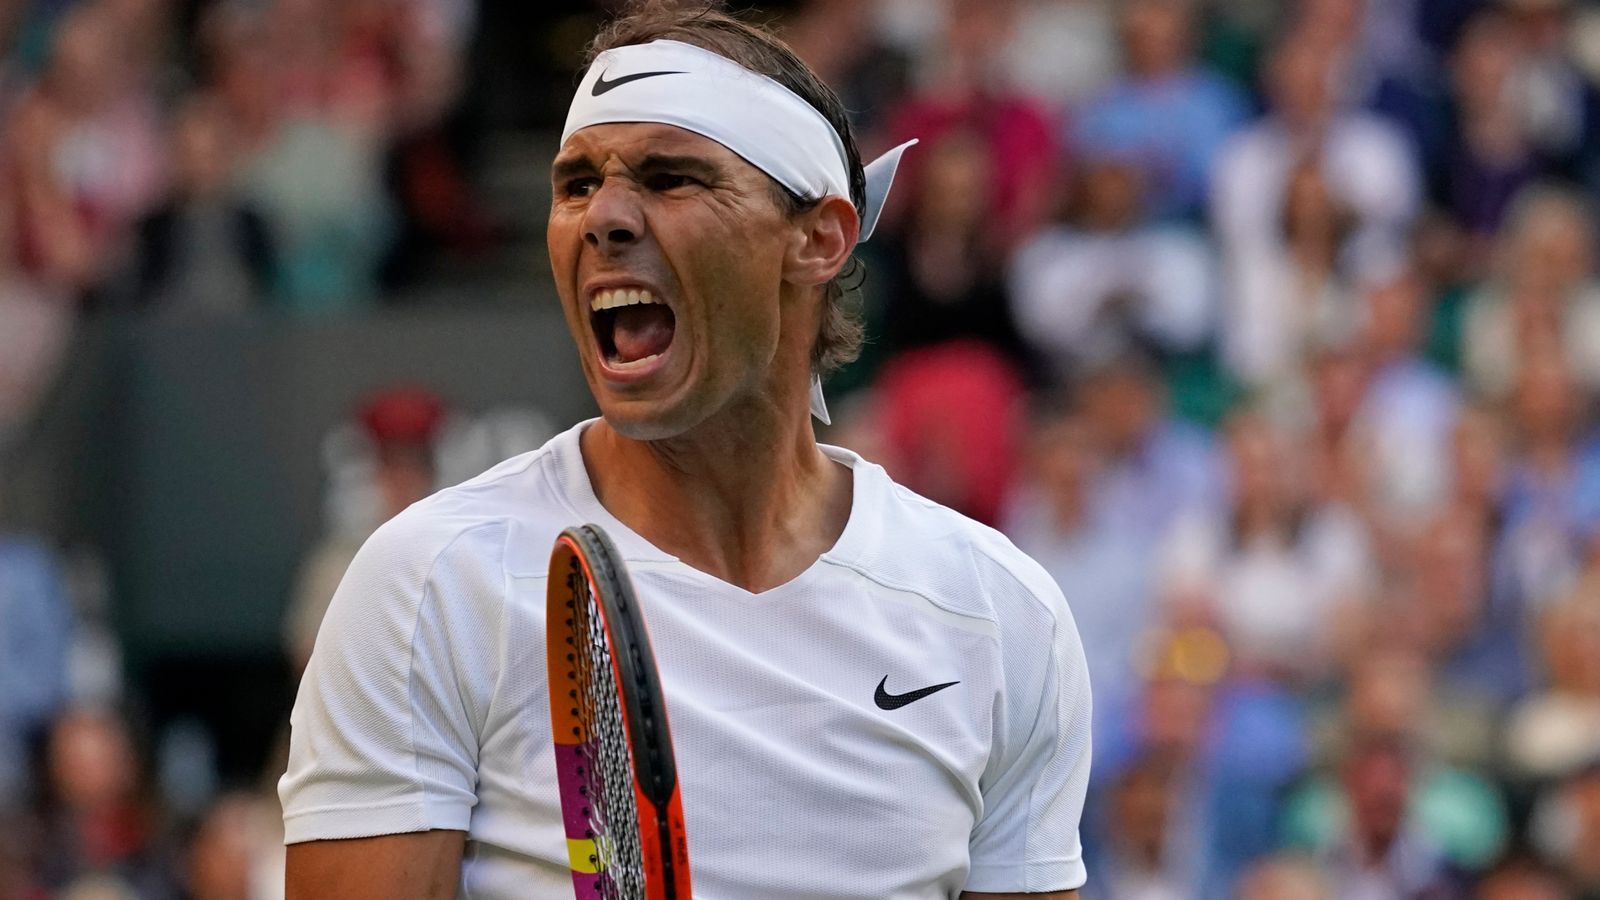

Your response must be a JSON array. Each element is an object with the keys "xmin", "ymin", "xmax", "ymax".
[{"xmin": 782, "ymin": 195, "xmax": 859, "ymax": 288}]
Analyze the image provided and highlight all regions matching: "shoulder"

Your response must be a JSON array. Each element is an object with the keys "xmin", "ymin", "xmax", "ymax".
[
  {"xmin": 831, "ymin": 452, "xmax": 1075, "ymax": 635},
  {"xmin": 335, "ymin": 431, "xmax": 587, "ymax": 612}
]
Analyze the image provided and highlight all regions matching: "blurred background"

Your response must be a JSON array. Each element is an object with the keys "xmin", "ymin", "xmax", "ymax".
[{"xmin": 5, "ymin": 0, "xmax": 1600, "ymax": 897}]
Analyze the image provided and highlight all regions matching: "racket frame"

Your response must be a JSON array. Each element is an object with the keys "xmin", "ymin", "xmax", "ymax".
[{"xmin": 547, "ymin": 524, "xmax": 691, "ymax": 900}]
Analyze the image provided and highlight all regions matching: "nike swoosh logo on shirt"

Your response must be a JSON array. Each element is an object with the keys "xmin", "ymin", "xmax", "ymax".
[
  {"xmin": 591, "ymin": 69, "xmax": 685, "ymax": 96},
  {"xmin": 874, "ymin": 676, "xmax": 960, "ymax": 710}
]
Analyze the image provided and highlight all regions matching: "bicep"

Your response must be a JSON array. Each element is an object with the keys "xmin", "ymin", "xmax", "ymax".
[
  {"xmin": 286, "ymin": 830, "xmax": 466, "ymax": 900},
  {"xmin": 960, "ymin": 883, "xmax": 1075, "ymax": 890}
]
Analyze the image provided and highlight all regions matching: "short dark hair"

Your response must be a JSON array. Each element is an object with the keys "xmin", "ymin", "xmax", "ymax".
[{"xmin": 587, "ymin": 1, "xmax": 867, "ymax": 378}]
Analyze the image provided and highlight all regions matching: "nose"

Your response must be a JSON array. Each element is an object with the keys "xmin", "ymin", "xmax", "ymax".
[{"xmin": 583, "ymin": 180, "xmax": 644, "ymax": 254}]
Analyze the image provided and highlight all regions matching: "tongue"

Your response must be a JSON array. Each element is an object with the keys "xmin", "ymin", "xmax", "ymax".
[{"xmin": 612, "ymin": 305, "xmax": 675, "ymax": 363}]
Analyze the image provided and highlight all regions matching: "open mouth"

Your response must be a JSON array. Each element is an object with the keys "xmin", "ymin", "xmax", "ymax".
[{"xmin": 591, "ymin": 288, "xmax": 677, "ymax": 367}]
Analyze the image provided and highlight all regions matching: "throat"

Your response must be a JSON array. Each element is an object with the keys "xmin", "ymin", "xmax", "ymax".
[{"xmin": 582, "ymin": 424, "xmax": 854, "ymax": 592}]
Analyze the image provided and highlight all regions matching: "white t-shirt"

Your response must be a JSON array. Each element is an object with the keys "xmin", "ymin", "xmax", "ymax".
[{"xmin": 279, "ymin": 420, "xmax": 1092, "ymax": 898}]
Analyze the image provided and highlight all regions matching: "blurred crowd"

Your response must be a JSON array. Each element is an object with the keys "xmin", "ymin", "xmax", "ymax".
[
  {"xmin": 9, "ymin": 0, "xmax": 1600, "ymax": 897},
  {"xmin": 0, "ymin": 0, "xmax": 485, "ymax": 442},
  {"xmin": 827, "ymin": 0, "xmax": 1600, "ymax": 897}
]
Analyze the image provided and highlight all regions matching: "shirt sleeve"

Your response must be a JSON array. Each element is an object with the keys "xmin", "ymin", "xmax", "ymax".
[
  {"xmin": 278, "ymin": 513, "xmax": 507, "ymax": 844},
  {"xmin": 965, "ymin": 550, "xmax": 1094, "ymax": 894}
]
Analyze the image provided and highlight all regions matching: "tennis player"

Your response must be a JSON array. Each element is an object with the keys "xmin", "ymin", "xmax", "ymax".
[{"xmin": 280, "ymin": 5, "xmax": 1091, "ymax": 898}]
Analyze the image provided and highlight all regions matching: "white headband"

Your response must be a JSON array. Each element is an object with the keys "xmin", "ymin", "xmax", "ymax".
[{"xmin": 563, "ymin": 39, "xmax": 917, "ymax": 424}]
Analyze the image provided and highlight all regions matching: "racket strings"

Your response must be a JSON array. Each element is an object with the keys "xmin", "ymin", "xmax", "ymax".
[{"xmin": 568, "ymin": 565, "xmax": 646, "ymax": 898}]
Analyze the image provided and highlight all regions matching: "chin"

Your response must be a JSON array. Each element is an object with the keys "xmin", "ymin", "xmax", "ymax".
[{"xmin": 596, "ymin": 394, "xmax": 706, "ymax": 443}]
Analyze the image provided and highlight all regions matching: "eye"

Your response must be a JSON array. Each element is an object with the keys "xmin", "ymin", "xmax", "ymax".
[
  {"xmin": 560, "ymin": 176, "xmax": 600, "ymax": 198},
  {"xmin": 646, "ymin": 173, "xmax": 698, "ymax": 192}
]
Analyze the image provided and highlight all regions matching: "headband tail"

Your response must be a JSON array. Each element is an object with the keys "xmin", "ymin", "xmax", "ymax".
[
  {"xmin": 812, "ymin": 139, "xmax": 916, "ymax": 424},
  {"xmin": 858, "ymin": 139, "xmax": 917, "ymax": 244},
  {"xmin": 809, "ymin": 371, "xmax": 831, "ymax": 425}
]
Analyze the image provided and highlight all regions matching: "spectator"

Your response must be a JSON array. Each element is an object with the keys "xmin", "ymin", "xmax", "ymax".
[
  {"xmin": 232, "ymin": 0, "xmax": 398, "ymax": 314},
  {"xmin": 875, "ymin": 0, "xmax": 1058, "ymax": 254},
  {"xmin": 0, "ymin": 510, "xmax": 71, "ymax": 811},
  {"xmin": 1315, "ymin": 641, "xmax": 1497, "ymax": 776},
  {"xmin": 123, "ymin": 98, "xmax": 276, "ymax": 315},
  {"xmin": 372, "ymin": 0, "xmax": 495, "ymax": 283},
  {"xmin": 1299, "ymin": 342, "xmax": 1372, "ymax": 516},
  {"xmin": 872, "ymin": 129, "xmax": 1034, "ymax": 367},
  {"xmin": 869, "ymin": 342, "xmax": 1026, "ymax": 527},
  {"xmin": 1436, "ymin": 8, "xmax": 1540, "ymax": 260},
  {"xmin": 1288, "ymin": 0, "xmax": 1450, "ymax": 172},
  {"xmin": 1210, "ymin": 29, "xmax": 1421, "ymax": 283},
  {"xmin": 1073, "ymin": 349, "xmax": 1226, "ymax": 544},
  {"xmin": 35, "ymin": 708, "xmax": 176, "ymax": 898},
  {"xmin": 1348, "ymin": 269, "xmax": 1461, "ymax": 528},
  {"xmin": 1501, "ymin": 0, "xmax": 1600, "ymax": 186},
  {"xmin": 1446, "ymin": 404, "xmax": 1510, "ymax": 527},
  {"xmin": 1284, "ymin": 735, "xmax": 1485, "ymax": 897},
  {"xmin": 1504, "ymin": 593, "xmax": 1600, "ymax": 782},
  {"xmin": 1072, "ymin": 0, "xmax": 1251, "ymax": 222},
  {"xmin": 1496, "ymin": 354, "xmax": 1589, "ymax": 617},
  {"xmin": 1088, "ymin": 750, "xmax": 1201, "ymax": 899},
  {"xmin": 1094, "ymin": 635, "xmax": 1312, "ymax": 896},
  {"xmin": 1221, "ymin": 157, "xmax": 1359, "ymax": 392},
  {"xmin": 1004, "ymin": 408, "xmax": 1156, "ymax": 732},
  {"xmin": 1009, "ymin": 155, "xmax": 1217, "ymax": 380},
  {"xmin": 3, "ymin": 0, "xmax": 168, "ymax": 298},
  {"xmin": 196, "ymin": 4, "xmax": 282, "ymax": 161},
  {"xmin": 779, "ymin": 0, "xmax": 911, "ymax": 134},
  {"xmin": 1461, "ymin": 185, "xmax": 1600, "ymax": 400},
  {"xmin": 1157, "ymin": 411, "xmax": 1373, "ymax": 684},
  {"xmin": 1529, "ymin": 762, "xmax": 1600, "ymax": 895},
  {"xmin": 0, "ymin": 178, "xmax": 73, "ymax": 443},
  {"xmin": 1403, "ymin": 510, "xmax": 1531, "ymax": 709}
]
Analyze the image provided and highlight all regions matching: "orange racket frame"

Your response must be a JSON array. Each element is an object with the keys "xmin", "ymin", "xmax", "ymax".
[{"xmin": 548, "ymin": 524, "xmax": 691, "ymax": 900}]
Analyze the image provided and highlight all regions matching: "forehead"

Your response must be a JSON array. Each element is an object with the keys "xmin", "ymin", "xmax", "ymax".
[{"xmin": 553, "ymin": 122, "xmax": 760, "ymax": 176}]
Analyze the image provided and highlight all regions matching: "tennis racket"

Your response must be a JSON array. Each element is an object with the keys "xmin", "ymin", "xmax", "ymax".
[{"xmin": 547, "ymin": 524, "xmax": 691, "ymax": 900}]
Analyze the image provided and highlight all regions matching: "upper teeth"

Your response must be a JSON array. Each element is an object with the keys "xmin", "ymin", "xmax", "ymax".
[{"xmin": 591, "ymin": 288, "xmax": 660, "ymax": 311}]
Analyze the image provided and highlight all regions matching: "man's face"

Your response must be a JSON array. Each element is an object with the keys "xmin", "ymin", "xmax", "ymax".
[{"xmin": 548, "ymin": 123, "xmax": 804, "ymax": 440}]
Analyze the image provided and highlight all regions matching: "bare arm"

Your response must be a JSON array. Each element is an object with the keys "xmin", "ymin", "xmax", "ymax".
[
  {"xmin": 285, "ymin": 830, "xmax": 465, "ymax": 900},
  {"xmin": 953, "ymin": 883, "xmax": 1081, "ymax": 890},
  {"xmin": 961, "ymin": 892, "xmax": 1080, "ymax": 899}
]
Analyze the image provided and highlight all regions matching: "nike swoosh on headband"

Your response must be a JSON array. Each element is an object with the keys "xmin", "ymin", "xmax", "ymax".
[{"xmin": 591, "ymin": 69, "xmax": 685, "ymax": 96}]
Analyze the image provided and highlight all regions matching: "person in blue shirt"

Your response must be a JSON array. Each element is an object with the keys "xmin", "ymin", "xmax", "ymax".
[
  {"xmin": 1072, "ymin": 0, "xmax": 1251, "ymax": 223},
  {"xmin": 0, "ymin": 528, "xmax": 71, "ymax": 808}
]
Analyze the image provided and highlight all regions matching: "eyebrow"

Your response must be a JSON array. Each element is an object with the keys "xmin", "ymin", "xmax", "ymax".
[
  {"xmin": 550, "ymin": 152, "xmax": 725, "ymax": 184},
  {"xmin": 551, "ymin": 155, "xmax": 597, "ymax": 184},
  {"xmin": 634, "ymin": 154, "xmax": 723, "ymax": 180}
]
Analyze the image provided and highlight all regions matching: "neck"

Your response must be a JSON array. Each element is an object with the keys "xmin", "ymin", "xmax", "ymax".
[{"xmin": 581, "ymin": 395, "xmax": 852, "ymax": 593}]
